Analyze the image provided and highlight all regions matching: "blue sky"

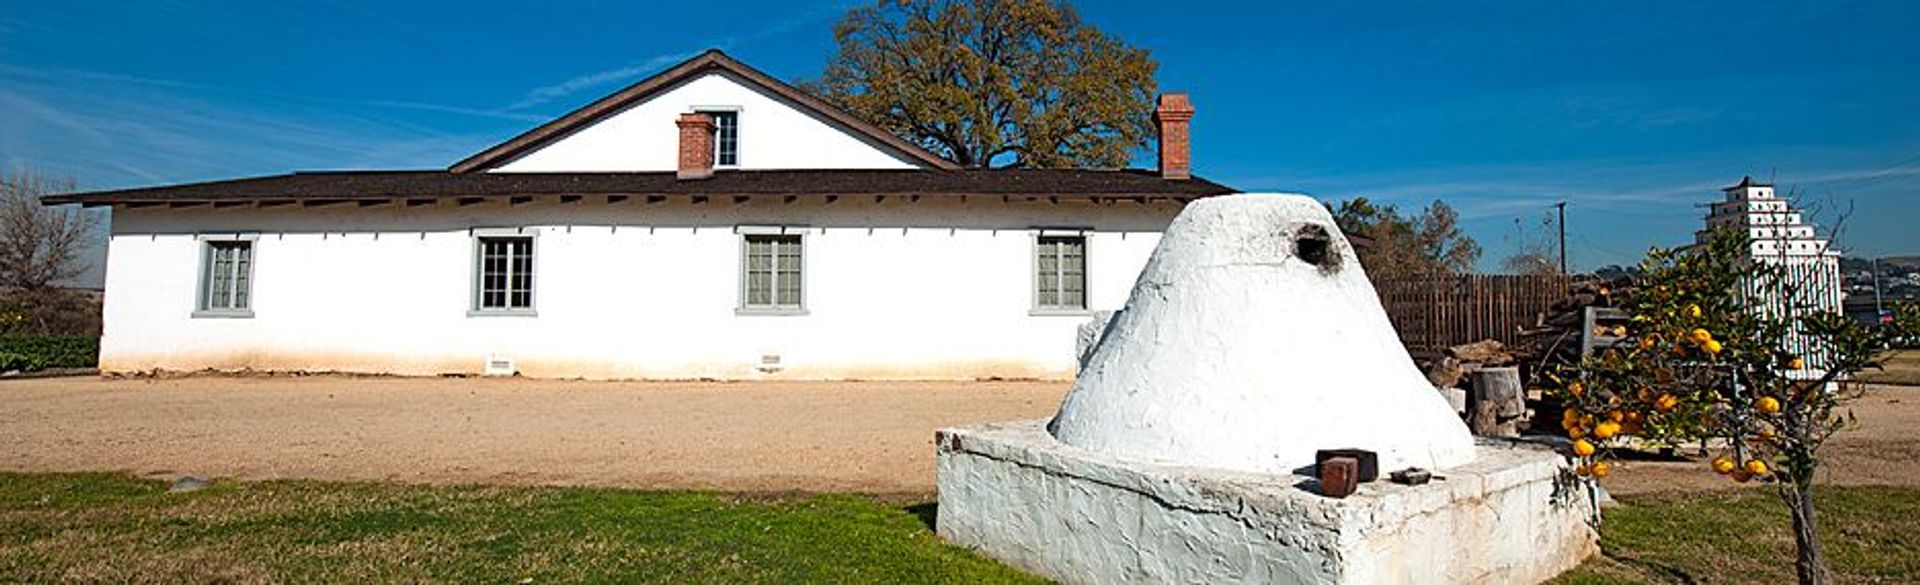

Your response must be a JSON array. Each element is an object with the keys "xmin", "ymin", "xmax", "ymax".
[{"xmin": 4, "ymin": 0, "xmax": 1916, "ymax": 274}]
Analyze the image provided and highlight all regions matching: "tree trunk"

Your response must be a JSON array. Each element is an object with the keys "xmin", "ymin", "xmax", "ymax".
[
  {"xmin": 1467, "ymin": 367, "xmax": 1523, "ymax": 437},
  {"xmin": 1786, "ymin": 478, "xmax": 1832, "ymax": 585}
]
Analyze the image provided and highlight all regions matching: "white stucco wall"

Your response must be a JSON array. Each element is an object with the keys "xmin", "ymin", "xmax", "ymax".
[
  {"xmin": 99, "ymin": 197, "xmax": 1178, "ymax": 379},
  {"xmin": 490, "ymin": 71, "xmax": 924, "ymax": 172},
  {"xmin": 937, "ymin": 421, "xmax": 1598, "ymax": 585}
]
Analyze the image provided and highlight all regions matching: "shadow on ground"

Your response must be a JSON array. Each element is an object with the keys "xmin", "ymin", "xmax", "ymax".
[{"xmin": 906, "ymin": 502, "xmax": 938, "ymax": 532}]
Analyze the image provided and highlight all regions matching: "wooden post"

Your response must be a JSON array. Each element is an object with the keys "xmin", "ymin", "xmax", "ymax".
[{"xmin": 1469, "ymin": 366, "xmax": 1524, "ymax": 437}]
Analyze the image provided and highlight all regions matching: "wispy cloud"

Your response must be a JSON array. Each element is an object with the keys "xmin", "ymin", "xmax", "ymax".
[
  {"xmin": 0, "ymin": 63, "xmax": 545, "ymax": 124},
  {"xmin": 0, "ymin": 72, "xmax": 490, "ymax": 188},
  {"xmin": 507, "ymin": 51, "xmax": 704, "ymax": 111},
  {"xmin": 1222, "ymin": 152, "xmax": 1920, "ymax": 270},
  {"xmin": 504, "ymin": 5, "xmax": 847, "ymax": 112}
]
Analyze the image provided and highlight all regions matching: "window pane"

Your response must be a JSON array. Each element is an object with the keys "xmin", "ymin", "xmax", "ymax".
[
  {"xmin": 232, "ymin": 243, "xmax": 252, "ymax": 309},
  {"xmin": 208, "ymin": 244, "xmax": 234, "ymax": 309},
  {"xmin": 707, "ymin": 111, "xmax": 739, "ymax": 166},
  {"xmin": 477, "ymin": 237, "xmax": 532, "ymax": 310},
  {"xmin": 748, "ymin": 268, "xmax": 770, "ymax": 306},
  {"xmin": 511, "ymin": 240, "xmax": 533, "ymax": 308},
  {"xmin": 1036, "ymin": 236, "xmax": 1085, "ymax": 309},
  {"xmin": 775, "ymin": 237, "xmax": 800, "ymax": 306},
  {"xmin": 744, "ymin": 234, "xmax": 800, "ymax": 308}
]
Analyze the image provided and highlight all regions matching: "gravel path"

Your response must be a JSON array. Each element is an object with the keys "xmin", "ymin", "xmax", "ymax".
[
  {"xmin": 0, "ymin": 376, "xmax": 1064, "ymax": 493},
  {"xmin": 2, "ymin": 376, "xmax": 1911, "ymax": 495}
]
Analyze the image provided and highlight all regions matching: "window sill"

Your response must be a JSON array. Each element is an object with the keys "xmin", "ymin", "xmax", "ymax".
[
  {"xmin": 1030, "ymin": 308, "xmax": 1093, "ymax": 317},
  {"xmin": 191, "ymin": 309, "xmax": 255, "ymax": 319},
  {"xmin": 468, "ymin": 309, "xmax": 538, "ymax": 318},
  {"xmin": 736, "ymin": 308, "xmax": 809, "ymax": 317}
]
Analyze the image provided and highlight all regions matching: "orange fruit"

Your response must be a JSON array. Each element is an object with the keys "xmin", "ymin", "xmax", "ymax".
[
  {"xmin": 1590, "ymin": 461, "xmax": 1611, "ymax": 477},
  {"xmin": 1687, "ymin": 304, "xmax": 1702, "ymax": 318},
  {"xmin": 1690, "ymin": 328, "xmax": 1712, "ymax": 344},
  {"xmin": 1703, "ymin": 339, "xmax": 1724, "ymax": 355},
  {"xmin": 1746, "ymin": 459, "xmax": 1769, "ymax": 476},
  {"xmin": 1593, "ymin": 421, "xmax": 1622, "ymax": 439},
  {"xmin": 1755, "ymin": 396, "xmax": 1782, "ymax": 414},
  {"xmin": 1574, "ymin": 464, "xmax": 1592, "ymax": 477},
  {"xmin": 1654, "ymin": 394, "xmax": 1679, "ymax": 412},
  {"xmin": 1638, "ymin": 337, "xmax": 1656, "ymax": 350},
  {"xmin": 1711, "ymin": 457, "xmax": 1737, "ymax": 474},
  {"xmin": 1623, "ymin": 411, "xmax": 1644, "ymax": 424},
  {"xmin": 1573, "ymin": 439, "xmax": 1596, "ymax": 457},
  {"xmin": 1789, "ymin": 357, "xmax": 1805, "ymax": 370},
  {"xmin": 1568, "ymin": 381, "xmax": 1585, "ymax": 397},
  {"xmin": 1608, "ymin": 411, "xmax": 1625, "ymax": 423},
  {"xmin": 1568, "ymin": 426, "xmax": 1586, "ymax": 440},
  {"xmin": 1561, "ymin": 409, "xmax": 1580, "ymax": 430}
]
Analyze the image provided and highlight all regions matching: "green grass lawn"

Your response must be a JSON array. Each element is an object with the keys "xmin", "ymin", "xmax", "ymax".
[
  {"xmin": 1555, "ymin": 486, "xmax": 1920, "ymax": 584},
  {"xmin": 3, "ymin": 473, "xmax": 1915, "ymax": 583},
  {"xmin": 0, "ymin": 473, "xmax": 1038, "ymax": 583}
]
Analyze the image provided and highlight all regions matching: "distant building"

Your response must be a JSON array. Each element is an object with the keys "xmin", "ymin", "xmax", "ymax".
[{"xmin": 1699, "ymin": 176, "xmax": 1844, "ymax": 373}]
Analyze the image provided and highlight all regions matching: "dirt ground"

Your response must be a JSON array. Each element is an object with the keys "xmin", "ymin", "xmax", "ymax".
[
  {"xmin": 0, "ymin": 376, "xmax": 1064, "ymax": 493},
  {"xmin": 1597, "ymin": 384, "xmax": 1920, "ymax": 495},
  {"xmin": 1, "ymin": 376, "xmax": 1914, "ymax": 495}
]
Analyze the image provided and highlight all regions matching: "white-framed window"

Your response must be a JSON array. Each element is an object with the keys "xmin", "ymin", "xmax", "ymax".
[
  {"xmin": 471, "ymin": 229, "xmax": 536, "ymax": 316},
  {"xmin": 739, "ymin": 228, "xmax": 804, "ymax": 314},
  {"xmin": 699, "ymin": 109, "xmax": 740, "ymax": 166},
  {"xmin": 195, "ymin": 235, "xmax": 257, "ymax": 318},
  {"xmin": 1034, "ymin": 232, "xmax": 1088, "ymax": 312}
]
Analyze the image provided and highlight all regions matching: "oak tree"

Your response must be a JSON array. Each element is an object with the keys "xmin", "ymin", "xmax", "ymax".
[
  {"xmin": 1330, "ymin": 197, "xmax": 1482, "ymax": 281},
  {"xmin": 812, "ymin": 0, "xmax": 1158, "ymax": 168}
]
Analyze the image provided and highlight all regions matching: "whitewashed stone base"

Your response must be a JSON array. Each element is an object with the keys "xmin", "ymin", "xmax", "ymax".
[{"xmin": 935, "ymin": 420, "xmax": 1597, "ymax": 584}]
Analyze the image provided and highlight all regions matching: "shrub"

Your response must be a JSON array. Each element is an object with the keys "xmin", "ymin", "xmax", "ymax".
[{"xmin": 0, "ymin": 334, "xmax": 99, "ymax": 372}]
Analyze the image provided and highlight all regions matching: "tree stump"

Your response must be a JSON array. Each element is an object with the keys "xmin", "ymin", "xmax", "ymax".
[{"xmin": 1469, "ymin": 366, "xmax": 1524, "ymax": 437}]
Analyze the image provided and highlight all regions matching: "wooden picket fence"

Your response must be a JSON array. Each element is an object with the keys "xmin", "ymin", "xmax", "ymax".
[{"xmin": 1375, "ymin": 274, "xmax": 1573, "ymax": 358}]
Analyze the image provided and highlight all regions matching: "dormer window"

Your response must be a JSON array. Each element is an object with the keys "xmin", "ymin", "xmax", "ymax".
[{"xmin": 700, "ymin": 110, "xmax": 739, "ymax": 166}]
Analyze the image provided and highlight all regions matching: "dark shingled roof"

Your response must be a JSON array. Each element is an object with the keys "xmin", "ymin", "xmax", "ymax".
[
  {"xmin": 42, "ymin": 169, "xmax": 1238, "ymax": 206},
  {"xmin": 1723, "ymin": 175, "xmax": 1774, "ymax": 191}
]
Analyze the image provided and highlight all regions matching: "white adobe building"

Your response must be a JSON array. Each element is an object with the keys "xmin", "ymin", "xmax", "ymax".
[
  {"xmin": 1699, "ymin": 176, "xmax": 1845, "ymax": 367},
  {"xmin": 46, "ymin": 50, "xmax": 1235, "ymax": 380}
]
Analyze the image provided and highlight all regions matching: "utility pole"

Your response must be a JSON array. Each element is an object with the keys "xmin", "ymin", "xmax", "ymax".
[
  {"xmin": 1555, "ymin": 201, "xmax": 1568, "ymax": 275},
  {"xmin": 1873, "ymin": 257, "xmax": 1885, "ymax": 314}
]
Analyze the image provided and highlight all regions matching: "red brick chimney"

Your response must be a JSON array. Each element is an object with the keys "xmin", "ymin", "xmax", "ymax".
[
  {"xmin": 1154, "ymin": 93, "xmax": 1194, "ymax": 180},
  {"xmin": 676, "ymin": 112, "xmax": 716, "ymax": 180}
]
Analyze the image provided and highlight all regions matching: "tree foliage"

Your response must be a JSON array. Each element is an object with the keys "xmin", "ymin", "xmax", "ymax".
[
  {"xmin": 0, "ymin": 168, "xmax": 101, "ymax": 336},
  {"xmin": 1, "ymin": 169, "xmax": 94, "ymax": 292},
  {"xmin": 1501, "ymin": 211, "xmax": 1563, "ymax": 276},
  {"xmin": 812, "ymin": 0, "xmax": 1158, "ymax": 168},
  {"xmin": 1329, "ymin": 197, "xmax": 1481, "ymax": 280},
  {"xmin": 1546, "ymin": 228, "xmax": 1917, "ymax": 585}
]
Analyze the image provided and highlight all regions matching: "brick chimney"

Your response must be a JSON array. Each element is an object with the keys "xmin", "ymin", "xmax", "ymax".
[
  {"xmin": 676, "ymin": 112, "xmax": 716, "ymax": 180},
  {"xmin": 1153, "ymin": 93, "xmax": 1194, "ymax": 180}
]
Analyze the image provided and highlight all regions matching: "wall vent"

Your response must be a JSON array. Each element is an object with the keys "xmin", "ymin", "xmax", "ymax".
[{"xmin": 483, "ymin": 355, "xmax": 517, "ymax": 377}]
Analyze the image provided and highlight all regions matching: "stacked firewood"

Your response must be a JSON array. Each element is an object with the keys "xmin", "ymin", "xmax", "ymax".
[
  {"xmin": 1511, "ymin": 276, "xmax": 1637, "ymax": 435},
  {"xmin": 1512, "ymin": 276, "xmax": 1636, "ymax": 368},
  {"xmin": 1418, "ymin": 275, "xmax": 1641, "ymax": 437}
]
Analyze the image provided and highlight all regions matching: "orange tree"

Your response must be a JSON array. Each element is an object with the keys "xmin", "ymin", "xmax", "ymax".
[{"xmin": 1544, "ymin": 229, "xmax": 1917, "ymax": 585}]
